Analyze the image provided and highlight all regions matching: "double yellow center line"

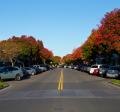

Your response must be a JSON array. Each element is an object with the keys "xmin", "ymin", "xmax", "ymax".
[{"xmin": 58, "ymin": 69, "xmax": 64, "ymax": 92}]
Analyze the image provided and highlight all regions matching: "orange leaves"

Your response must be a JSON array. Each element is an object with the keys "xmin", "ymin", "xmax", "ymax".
[
  {"xmin": 39, "ymin": 48, "xmax": 53, "ymax": 59},
  {"xmin": 52, "ymin": 56, "xmax": 61, "ymax": 64},
  {"xmin": 63, "ymin": 8, "xmax": 120, "ymax": 64},
  {"xmin": 0, "ymin": 35, "xmax": 54, "ymax": 65},
  {"xmin": 72, "ymin": 47, "xmax": 82, "ymax": 60}
]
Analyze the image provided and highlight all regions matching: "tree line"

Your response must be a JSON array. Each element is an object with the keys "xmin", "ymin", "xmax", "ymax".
[
  {"xmin": 0, "ymin": 35, "xmax": 61, "ymax": 66},
  {"xmin": 62, "ymin": 8, "xmax": 120, "ymax": 65}
]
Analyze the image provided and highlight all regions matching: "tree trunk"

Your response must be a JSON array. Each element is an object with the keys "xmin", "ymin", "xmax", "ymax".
[{"xmin": 10, "ymin": 58, "xmax": 14, "ymax": 67}]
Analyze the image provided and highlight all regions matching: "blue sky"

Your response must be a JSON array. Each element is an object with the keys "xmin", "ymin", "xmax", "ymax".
[{"xmin": 0, "ymin": 0, "xmax": 120, "ymax": 57}]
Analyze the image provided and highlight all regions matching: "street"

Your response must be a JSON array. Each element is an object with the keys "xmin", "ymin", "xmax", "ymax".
[{"xmin": 0, "ymin": 68, "xmax": 120, "ymax": 112}]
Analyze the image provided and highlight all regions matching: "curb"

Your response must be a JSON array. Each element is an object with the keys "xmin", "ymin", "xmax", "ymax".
[
  {"xmin": 107, "ymin": 81, "xmax": 120, "ymax": 89},
  {"xmin": 110, "ymin": 82, "xmax": 120, "ymax": 87},
  {"xmin": 0, "ymin": 85, "xmax": 12, "ymax": 94}
]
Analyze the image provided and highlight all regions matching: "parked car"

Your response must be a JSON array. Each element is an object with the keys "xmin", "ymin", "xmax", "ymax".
[
  {"xmin": 71, "ymin": 65, "xmax": 74, "ymax": 69},
  {"xmin": 39, "ymin": 65, "xmax": 47, "ymax": 72},
  {"xmin": 23, "ymin": 67, "xmax": 36, "ymax": 76},
  {"xmin": 64, "ymin": 65, "xmax": 67, "ymax": 68},
  {"xmin": 99, "ymin": 65, "xmax": 109, "ymax": 77},
  {"xmin": 74, "ymin": 65, "xmax": 79, "ymax": 70},
  {"xmin": 87, "ymin": 65, "xmax": 91, "ymax": 73},
  {"xmin": 80, "ymin": 65, "xmax": 86, "ymax": 72},
  {"xmin": 32, "ymin": 65, "xmax": 43, "ymax": 73},
  {"xmin": 77, "ymin": 65, "xmax": 83, "ymax": 71},
  {"xmin": 89, "ymin": 64, "xmax": 102, "ymax": 75},
  {"xmin": 84, "ymin": 65, "xmax": 91, "ymax": 73},
  {"xmin": 0, "ymin": 66, "xmax": 25, "ymax": 81},
  {"xmin": 78, "ymin": 64, "xmax": 90, "ymax": 73},
  {"xmin": 106, "ymin": 66, "xmax": 120, "ymax": 78},
  {"xmin": 68, "ymin": 65, "xmax": 71, "ymax": 69}
]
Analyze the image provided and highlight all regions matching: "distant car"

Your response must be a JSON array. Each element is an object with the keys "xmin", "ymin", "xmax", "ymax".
[
  {"xmin": 86, "ymin": 65, "xmax": 91, "ymax": 73},
  {"xmin": 80, "ymin": 65, "xmax": 86, "ymax": 72},
  {"xmin": 77, "ymin": 65, "xmax": 82, "ymax": 71},
  {"xmin": 24, "ymin": 67, "xmax": 36, "ymax": 76},
  {"xmin": 32, "ymin": 66, "xmax": 41, "ymax": 73},
  {"xmin": 68, "ymin": 65, "xmax": 72, "ymax": 69},
  {"xmin": 64, "ymin": 65, "xmax": 67, "ymax": 68},
  {"xmin": 71, "ymin": 65, "xmax": 74, "ymax": 69},
  {"xmin": 77, "ymin": 65, "xmax": 83, "ymax": 71},
  {"xmin": 106, "ymin": 66, "xmax": 120, "ymax": 78},
  {"xmin": 74, "ymin": 65, "xmax": 79, "ymax": 70},
  {"xmin": 83, "ymin": 65, "xmax": 91, "ymax": 73},
  {"xmin": 33, "ymin": 65, "xmax": 48, "ymax": 72},
  {"xmin": 32, "ymin": 65, "xmax": 43, "ymax": 72},
  {"xmin": 39, "ymin": 65, "xmax": 47, "ymax": 72},
  {"xmin": 0, "ymin": 66, "xmax": 25, "ymax": 81}
]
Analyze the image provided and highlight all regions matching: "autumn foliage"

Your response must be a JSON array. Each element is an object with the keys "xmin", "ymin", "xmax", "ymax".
[
  {"xmin": 63, "ymin": 8, "xmax": 120, "ymax": 64},
  {"xmin": 0, "ymin": 35, "xmax": 53, "ymax": 66}
]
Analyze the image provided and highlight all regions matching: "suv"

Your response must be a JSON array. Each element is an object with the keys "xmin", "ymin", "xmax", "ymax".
[{"xmin": 0, "ymin": 66, "xmax": 24, "ymax": 81}]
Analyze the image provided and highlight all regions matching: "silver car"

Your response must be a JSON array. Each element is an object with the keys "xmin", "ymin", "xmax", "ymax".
[
  {"xmin": 0, "ymin": 66, "xmax": 24, "ymax": 81},
  {"xmin": 24, "ymin": 67, "xmax": 36, "ymax": 76},
  {"xmin": 106, "ymin": 66, "xmax": 120, "ymax": 78}
]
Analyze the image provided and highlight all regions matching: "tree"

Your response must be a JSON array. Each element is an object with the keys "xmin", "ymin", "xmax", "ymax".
[
  {"xmin": 63, "ymin": 8, "xmax": 120, "ymax": 65},
  {"xmin": 39, "ymin": 48, "xmax": 53, "ymax": 64},
  {"xmin": 0, "ymin": 35, "xmax": 54, "ymax": 66},
  {"xmin": 62, "ymin": 54, "xmax": 73, "ymax": 64},
  {"xmin": 0, "ymin": 40, "xmax": 21, "ymax": 66},
  {"xmin": 95, "ymin": 8, "xmax": 120, "ymax": 54},
  {"xmin": 52, "ymin": 56, "xmax": 61, "ymax": 64}
]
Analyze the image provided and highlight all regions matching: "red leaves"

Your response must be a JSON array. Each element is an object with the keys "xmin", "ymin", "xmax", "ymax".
[
  {"xmin": 63, "ymin": 8, "xmax": 120, "ymax": 63},
  {"xmin": 7, "ymin": 35, "xmax": 54, "ymax": 61},
  {"xmin": 96, "ymin": 9, "xmax": 120, "ymax": 53},
  {"xmin": 72, "ymin": 47, "xmax": 82, "ymax": 60},
  {"xmin": 40, "ymin": 48, "xmax": 53, "ymax": 59}
]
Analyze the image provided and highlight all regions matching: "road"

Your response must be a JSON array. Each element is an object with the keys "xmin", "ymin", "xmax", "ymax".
[{"xmin": 0, "ymin": 68, "xmax": 120, "ymax": 112}]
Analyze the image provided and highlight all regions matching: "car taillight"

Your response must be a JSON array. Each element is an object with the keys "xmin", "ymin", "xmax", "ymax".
[
  {"xmin": 93, "ymin": 69, "xmax": 99, "ymax": 76},
  {"xmin": 94, "ymin": 69, "xmax": 99, "ymax": 73}
]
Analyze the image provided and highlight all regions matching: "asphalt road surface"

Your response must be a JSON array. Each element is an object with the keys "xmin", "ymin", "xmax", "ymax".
[{"xmin": 0, "ymin": 68, "xmax": 120, "ymax": 112}]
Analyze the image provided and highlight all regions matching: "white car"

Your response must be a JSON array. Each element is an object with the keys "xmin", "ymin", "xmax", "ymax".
[
  {"xmin": 89, "ymin": 64, "xmax": 103, "ymax": 74},
  {"xmin": 74, "ymin": 66, "xmax": 78, "ymax": 70}
]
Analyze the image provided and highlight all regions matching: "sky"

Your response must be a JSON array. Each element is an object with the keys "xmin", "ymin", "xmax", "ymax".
[{"xmin": 0, "ymin": 0, "xmax": 120, "ymax": 57}]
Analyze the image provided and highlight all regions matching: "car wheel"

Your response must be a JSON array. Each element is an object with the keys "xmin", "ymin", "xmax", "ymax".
[
  {"xmin": 15, "ymin": 74, "xmax": 21, "ymax": 81},
  {"xmin": 31, "ymin": 72, "xmax": 35, "ymax": 76}
]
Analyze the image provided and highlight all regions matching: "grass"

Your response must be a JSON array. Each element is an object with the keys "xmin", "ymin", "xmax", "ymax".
[
  {"xmin": 0, "ymin": 81, "xmax": 9, "ymax": 89},
  {"xmin": 111, "ymin": 79, "xmax": 120, "ymax": 86}
]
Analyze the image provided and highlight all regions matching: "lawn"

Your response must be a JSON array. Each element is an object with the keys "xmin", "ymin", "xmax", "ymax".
[
  {"xmin": 111, "ymin": 79, "xmax": 120, "ymax": 86},
  {"xmin": 0, "ymin": 81, "xmax": 9, "ymax": 89}
]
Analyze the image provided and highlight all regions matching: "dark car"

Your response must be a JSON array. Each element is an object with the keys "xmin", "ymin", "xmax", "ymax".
[{"xmin": 99, "ymin": 65, "xmax": 109, "ymax": 77}]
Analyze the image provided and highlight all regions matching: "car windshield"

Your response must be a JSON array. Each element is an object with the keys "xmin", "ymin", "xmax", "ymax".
[
  {"xmin": 91, "ymin": 65, "xmax": 98, "ymax": 68},
  {"xmin": 25, "ymin": 67, "xmax": 31, "ymax": 70},
  {"xmin": 100, "ymin": 65, "xmax": 109, "ymax": 68},
  {"xmin": 109, "ymin": 67, "xmax": 119, "ymax": 70}
]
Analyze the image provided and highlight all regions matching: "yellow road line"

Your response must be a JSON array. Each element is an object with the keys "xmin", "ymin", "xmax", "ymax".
[{"xmin": 58, "ymin": 69, "xmax": 64, "ymax": 92}]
